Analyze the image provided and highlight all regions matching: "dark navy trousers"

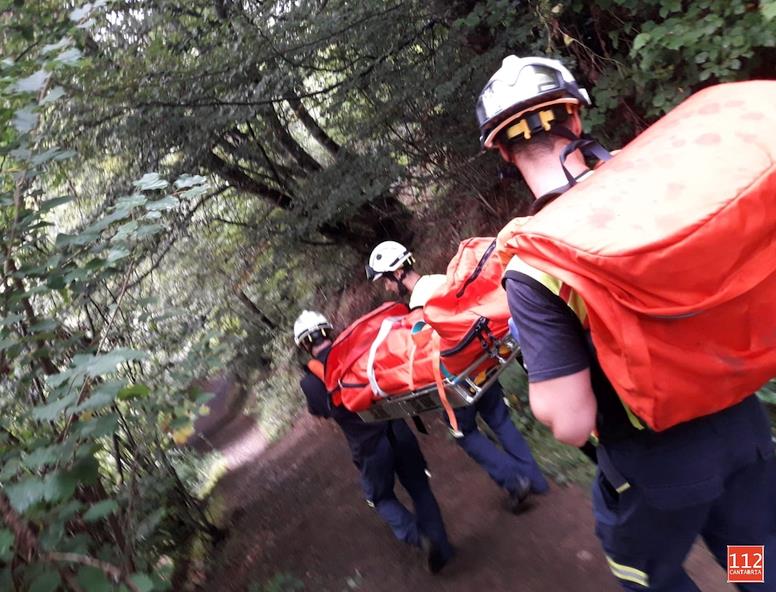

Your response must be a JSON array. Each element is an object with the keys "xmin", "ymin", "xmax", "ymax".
[
  {"xmin": 359, "ymin": 420, "xmax": 453, "ymax": 559},
  {"xmin": 593, "ymin": 395, "xmax": 776, "ymax": 591},
  {"xmin": 450, "ymin": 382, "xmax": 549, "ymax": 494}
]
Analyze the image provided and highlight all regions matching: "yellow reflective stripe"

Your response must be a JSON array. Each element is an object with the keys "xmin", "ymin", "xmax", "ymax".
[
  {"xmin": 565, "ymin": 289, "xmax": 589, "ymax": 325},
  {"xmin": 623, "ymin": 402, "xmax": 646, "ymax": 430},
  {"xmin": 506, "ymin": 256, "xmax": 563, "ymax": 294},
  {"xmin": 507, "ymin": 255, "xmax": 647, "ymax": 432},
  {"xmin": 615, "ymin": 482, "xmax": 631, "ymax": 494},
  {"xmin": 606, "ymin": 556, "xmax": 649, "ymax": 588},
  {"xmin": 506, "ymin": 256, "xmax": 587, "ymax": 321}
]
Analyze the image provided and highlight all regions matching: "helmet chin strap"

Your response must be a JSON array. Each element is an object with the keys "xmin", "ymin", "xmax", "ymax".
[
  {"xmin": 301, "ymin": 329, "xmax": 329, "ymax": 354},
  {"xmin": 386, "ymin": 267, "xmax": 410, "ymax": 297}
]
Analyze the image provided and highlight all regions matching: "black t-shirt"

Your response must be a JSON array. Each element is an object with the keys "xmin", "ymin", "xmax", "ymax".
[
  {"xmin": 300, "ymin": 349, "xmax": 390, "ymax": 464},
  {"xmin": 504, "ymin": 271, "xmax": 638, "ymax": 443}
]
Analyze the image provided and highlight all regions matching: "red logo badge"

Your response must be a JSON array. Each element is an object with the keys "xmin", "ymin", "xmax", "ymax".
[{"xmin": 727, "ymin": 545, "xmax": 765, "ymax": 583}]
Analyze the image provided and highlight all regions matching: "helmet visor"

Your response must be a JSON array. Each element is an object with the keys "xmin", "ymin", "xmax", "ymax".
[
  {"xmin": 479, "ymin": 64, "xmax": 565, "ymax": 124},
  {"xmin": 365, "ymin": 264, "xmax": 382, "ymax": 282},
  {"xmin": 296, "ymin": 326, "xmax": 331, "ymax": 349}
]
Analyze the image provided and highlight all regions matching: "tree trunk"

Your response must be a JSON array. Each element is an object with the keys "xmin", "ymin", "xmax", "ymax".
[
  {"xmin": 204, "ymin": 151, "xmax": 294, "ymax": 210},
  {"xmin": 234, "ymin": 288, "xmax": 278, "ymax": 331},
  {"xmin": 323, "ymin": 194, "xmax": 415, "ymax": 253},
  {"xmin": 288, "ymin": 95, "xmax": 341, "ymax": 157},
  {"xmin": 264, "ymin": 106, "xmax": 322, "ymax": 173}
]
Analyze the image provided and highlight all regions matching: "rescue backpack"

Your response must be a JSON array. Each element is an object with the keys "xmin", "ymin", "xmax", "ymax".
[
  {"xmin": 498, "ymin": 80, "xmax": 776, "ymax": 431},
  {"xmin": 423, "ymin": 237, "xmax": 511, "ymax": 375}
]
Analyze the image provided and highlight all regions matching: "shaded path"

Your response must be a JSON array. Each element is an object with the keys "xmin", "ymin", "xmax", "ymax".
[
  {"xmin": 191, "ymin": 375, "xmax": 268, "ymax": 471},
  {"xmin": 195, "ymin": 387, "xmax": 734, "ymax": 592}
]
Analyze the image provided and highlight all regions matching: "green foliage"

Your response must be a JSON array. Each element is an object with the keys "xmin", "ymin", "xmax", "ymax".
[
  {"xmin": 251, "ymin": 573, "xmax": 305, "ymax": 592},
  {"xmin": 758, "ymin": 380, "xmax": 776, "ymax": 405},
  {"xmin": 625, "ymin": 2, "xmax": 775, "ymax": 109},
  {"xmin": 522, "ymin": 0, "xmax": 776, "ymax": 143},
  {"xmin": 1, "ymin": 3, "xmax": 231, "ymax": 590},
  {"xmin": 757, "ymin": 381, "xmax": 776, "ymax": 437},
  {"xmin": 4, "ymin": 0, "xmax": 775, "ymax": 589}
]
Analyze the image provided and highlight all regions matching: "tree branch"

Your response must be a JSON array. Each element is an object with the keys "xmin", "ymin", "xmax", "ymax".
[
  {"xmin": 246, "ymin": 121, "xmax": 292, "ymax": 189},
  {"xmin": 204, "ymin": 151, "xmax": 293, "ymax": 209},
  {"xmin": 0, "ymin": 492, "xmax": 37, "ymax": 562},
  {"xmin": 0, "ymin": 492, "xmax": 86, "ymax": 592},
  {"xmin": 45, "ymin": 552, "xmax": 141, "ymax": 592},
  {"xmin": 264, "ymin": 106, "xmax": 322, "ymax": 173},
  {"xmin": 59, "ymin": 258, "xmax": 136, "ymax": 442},
  {"xmin": 126, "ymin": 186, "xmax": 229, "ymax": 291},
  {"xmin": 234, "ymin": 289, "xmax": 277, "ymax": 330},
  {"xmin": 210, "ymin": 216, "xmax": 260, "ymax": 229},
  {"xmin": 288, "ymin": 95, "xmax": 341, "ymax": 156}
]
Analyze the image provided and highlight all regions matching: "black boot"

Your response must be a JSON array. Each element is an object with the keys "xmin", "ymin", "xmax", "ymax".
[
  {"xmin": 420, "ymin": 535, "xmax": 450, "ymax": 574},
  {"xmin": 508, "ymin": 475, "xmax": 531, "ymax": 514}
]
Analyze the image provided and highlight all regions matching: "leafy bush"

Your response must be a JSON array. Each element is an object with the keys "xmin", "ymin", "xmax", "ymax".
[{"xmin": 1, "ymin": 5, "xmax": 229, "ymax": 590}]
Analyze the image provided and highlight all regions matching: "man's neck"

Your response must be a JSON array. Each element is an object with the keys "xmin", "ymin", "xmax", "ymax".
[
  {"xmin": 403, "ymin": 270, "xmax": 421, "ymax": 294},
  {"xmin": 516, "ymin": 151, "xmax": 589, "ymax": 199},
  {"xmin": 311, "ymin": 340, "xmax": 332, "ymax": 357}
]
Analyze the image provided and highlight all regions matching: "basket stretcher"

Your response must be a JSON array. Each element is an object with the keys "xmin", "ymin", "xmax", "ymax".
[{"xmin": 356, "ymin": 333, "xmax": 520, "ymax": 422}]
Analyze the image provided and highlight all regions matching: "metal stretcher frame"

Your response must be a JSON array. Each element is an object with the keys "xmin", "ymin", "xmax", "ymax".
[{"xmin": 356, "ymin": 334, "xmax": 520, "ymax": 422}]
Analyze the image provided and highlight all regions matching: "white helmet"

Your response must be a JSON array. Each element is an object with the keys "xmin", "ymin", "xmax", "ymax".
[
  {"xmin": 293, "ymin": 310, "xmax": 333, "ymax": 349},
  {"xmin": 476, "ymin": 56, "xmax": 591, "ymax": 149},
  {"xmin": 365, "ymin": 241, "xmax": 414, "ymax": 282}
]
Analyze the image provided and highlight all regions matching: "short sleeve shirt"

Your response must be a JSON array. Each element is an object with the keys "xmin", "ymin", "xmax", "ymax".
[
  {"xmin": 504, "ymin": 270, "xmax": 637, "ymax": 443},
  {"xmin": 409, "ymin": 274, "xmax": 447, "ymax": 310},
  {"xmin": 504, "ymin": 273, "xmax": 590, "ymax": 382}
]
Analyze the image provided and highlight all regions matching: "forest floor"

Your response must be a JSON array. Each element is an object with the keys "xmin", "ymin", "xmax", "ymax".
[{"xmin": 193, "ymin": 380, "xmax": 735, "ymax": 592}]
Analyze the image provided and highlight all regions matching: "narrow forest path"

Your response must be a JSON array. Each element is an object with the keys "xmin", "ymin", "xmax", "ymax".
[{"xmin": 196, "ymin": 386, "xmax": 734, "ymax": 592}]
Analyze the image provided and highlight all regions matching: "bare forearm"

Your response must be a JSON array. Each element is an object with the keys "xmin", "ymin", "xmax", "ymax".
[{"xmin": 528, "ymin": 368, "xmax": 597, "ymax": 446}]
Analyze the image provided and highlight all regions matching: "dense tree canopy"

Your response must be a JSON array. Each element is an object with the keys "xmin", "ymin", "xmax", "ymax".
[{"xmin": 2, "ymin": 0, "xmax": 775, "ymax": 590}]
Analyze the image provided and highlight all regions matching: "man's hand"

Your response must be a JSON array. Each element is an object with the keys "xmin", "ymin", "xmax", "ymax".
[{"xmin": 528, "ymin": 368, "xmax": 597, "ymax": 447}]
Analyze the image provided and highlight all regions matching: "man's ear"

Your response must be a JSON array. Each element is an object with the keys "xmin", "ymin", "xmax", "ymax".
[
  {"xmin": 496, "ymin": 142, "xmax": 512, "ymax": 163},
  {"xmin": 568, "ymin": 110, "xmax": 583, "ymax": 136}
]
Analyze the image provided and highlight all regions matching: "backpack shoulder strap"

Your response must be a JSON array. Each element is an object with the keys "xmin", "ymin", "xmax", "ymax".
[{"xmin": 306, "ymin": 359, "xmax": 325, "ymax": 382}]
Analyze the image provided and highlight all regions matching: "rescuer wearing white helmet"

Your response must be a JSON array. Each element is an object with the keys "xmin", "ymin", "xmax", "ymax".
[
  {"xmin": 366, "ymin": 241, "xmax": 549, "ymax": 511},
  {"xmin": 366, "ymin": 241, "xmax": 447, "ymax": 309},
  {"xmin": 477, "ymin": 55, "xmax": 610, "ymax": 212},
  {"xmin": 293, "ymin": 310, "xmax": 333, "ymax": 352},
  {"xmin": 293, "ymin": 310, "xmax": 453, "ymax": 573},
  {"xmin": 484, "ymin": 55, "xmax": 776, "ymax": 590}
]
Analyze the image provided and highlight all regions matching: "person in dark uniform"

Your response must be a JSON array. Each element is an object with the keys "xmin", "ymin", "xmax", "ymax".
[
  {"xmin": 477, "ymin": 55, "xmax": 776, "ymax": 590},
  {"xmin": 293, "ymin": 310, "xmax": 454, "ymax": 573},
  {"xmin": 366, "ymin": 241, "xmax": 549, "ymax": 513}
]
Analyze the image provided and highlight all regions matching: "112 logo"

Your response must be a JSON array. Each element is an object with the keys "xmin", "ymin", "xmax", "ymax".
[{"xmin": 727, "ymin": 546, "xmax": 765, "ymax": 584}]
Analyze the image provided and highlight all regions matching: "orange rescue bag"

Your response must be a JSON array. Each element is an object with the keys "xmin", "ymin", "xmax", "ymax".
[
  {"xmin": 499, "ymin": 81, "xmax": 776, "ymax": 431},
  {"xmin": 324, "ymin": 302, "xmax": 438, "ymax": 412},
  {"xmin": 423, "ymin": 237, "xmax": 511, "ymax": 375}
]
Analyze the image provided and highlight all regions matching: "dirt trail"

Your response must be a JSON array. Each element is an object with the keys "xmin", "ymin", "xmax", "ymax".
[{"xmin": 198, "ymin": 386, "xmax": 734, "ymax": 592}]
